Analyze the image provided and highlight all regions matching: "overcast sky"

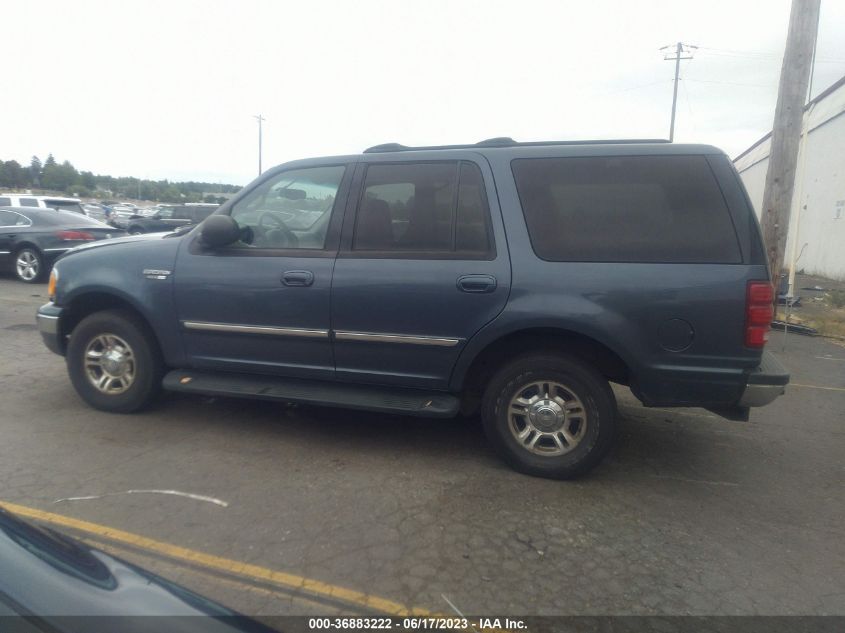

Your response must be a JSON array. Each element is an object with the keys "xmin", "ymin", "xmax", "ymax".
[{"xmin": 3, "ymin": 0, "xmax": 844, "ymax": 186}]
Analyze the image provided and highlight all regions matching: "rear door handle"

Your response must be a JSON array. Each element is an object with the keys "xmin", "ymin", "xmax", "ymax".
[
  {"xmin": 457, "ymin": 274, "xmax": 497, "ymax": 293},
  {"xmin": 282, "ymin": 270, "xmax": 314, "ymax": 287}
]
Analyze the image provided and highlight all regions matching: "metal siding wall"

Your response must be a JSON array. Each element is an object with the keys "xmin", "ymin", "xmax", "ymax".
[
  {"xmin": 791, "ymin": 111, "xmax": 845, "ymax": 279},
  {"xmin": 736, "ymin": 80, "xmax": 845, "ymax": 280}
]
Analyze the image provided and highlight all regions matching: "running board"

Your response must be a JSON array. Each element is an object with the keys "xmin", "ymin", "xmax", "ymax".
[{"xmin": 163, "ymin": 370, "xmax": 460, "ymax": 418}]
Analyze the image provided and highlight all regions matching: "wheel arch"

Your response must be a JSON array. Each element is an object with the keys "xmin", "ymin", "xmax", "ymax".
[
  {"xmin": 453, "ymin": 326, "xmax": 634, "ymax": 412},
  {"xmin": 58, "ymin": 291, "xmax": 164, "ymax": 358},
  {"xmin": 13, "ymin": 241, "xmax": 42, "ymax": 254}
]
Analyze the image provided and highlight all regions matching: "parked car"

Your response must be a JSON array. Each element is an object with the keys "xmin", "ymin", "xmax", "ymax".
[
  {"xmin": 81, "ymin": 203, "xmax": 109, "ymax": 222},
  {"xmin": 0, "ymin": 206, "xmax": 124, "ymax": 282},
  {"xmin": 0, "ymin": 506, "xmax": 278, "ymax": 630},
  {"xmin": 0, "ymin": 194, "xmax": 85, "ymax": 215},
  {"xmin": 106, "ymin": 205, "xmax": 137, "ymax": 229},
  {"xmin": 36, "ymin": 138, "xmax": 789, "ymax": 479},
  {"xmin": 126, "ymin": 203, "xmax": 218, "ymax": 235}
]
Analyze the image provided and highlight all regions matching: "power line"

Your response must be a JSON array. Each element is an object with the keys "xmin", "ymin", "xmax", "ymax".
[
  {"xmin": 696, "ymin": 46, "xmax": 845, "ymax": 64},
  {"xmin": 595, "ymin": 79, "xmax": 673, "ymax": 98},
  {"xmin": 684, "ymin": 78, "xmax": 776, "ymax": 88}
]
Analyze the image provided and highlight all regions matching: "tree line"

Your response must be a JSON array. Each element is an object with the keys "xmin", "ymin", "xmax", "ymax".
[{"xmin": 0, "ymin": 155, "xmax": 241, "ymax": 204}]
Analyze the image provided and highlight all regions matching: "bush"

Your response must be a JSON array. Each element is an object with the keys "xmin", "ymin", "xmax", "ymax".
[{"xmin": 829, "ymin": 290, "xmax": 845, "ymax": 309}]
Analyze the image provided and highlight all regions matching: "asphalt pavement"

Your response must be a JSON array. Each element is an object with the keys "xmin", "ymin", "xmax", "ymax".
[{"xmin": 0, "ymin": 276, "xmax": 843, "ymax": 617}]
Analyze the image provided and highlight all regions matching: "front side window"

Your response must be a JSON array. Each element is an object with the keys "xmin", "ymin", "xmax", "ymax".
[
  {"xmin": 230, "ymin": 166, "xmax": 345, "ymax": 250},
  {"xmin": 0, "ymin": 197, "xmax": 11, "ymax": 206},
  {"xmin": 353, "ymin": 161, "xmax": 492, "ymax": 256},
  {"xmin": 512, "ymin": 155, "xmax": 741, "ymax": 263},
  {"xmin": 20, "ymin": 198, "xmax": 38, "ymax": 207}
]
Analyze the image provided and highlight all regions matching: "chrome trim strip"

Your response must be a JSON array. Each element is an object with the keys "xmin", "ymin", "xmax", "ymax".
[
  {"xmin": 36, "ymin": 313, "xmax": 60, "ymax": 335},
  {"xmin": 43, "ymin": 248, "xmax": 70, "ymax": 252},
  {"xmin": 182, "ymin": 321, "xmax": 329, "ymax": 339},
  {"xmin": 0, "ymin": 250, "xmax": 10, "ymax": 255},
  {"xmin": 334, "ymin": 331, "xmax": 460, "ymax": 347}
]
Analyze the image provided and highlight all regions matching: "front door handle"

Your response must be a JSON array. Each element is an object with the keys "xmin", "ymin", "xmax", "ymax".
[
  {"xmin": 457, "ymin": 274, "xmax": 497, "ymax": 293},
  {"xmin": 282, "ymin": 270, "xmax": 314, "ymax": 287}
]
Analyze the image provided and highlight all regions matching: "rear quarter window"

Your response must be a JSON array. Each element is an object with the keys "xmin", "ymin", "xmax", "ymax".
[
  {"xmin": 512, "ymin": 155, "xmax": 741, "ymax": 263},
  {"xmin": 33, "ymin": 209, "xmax": 105, "ymax": 227}
]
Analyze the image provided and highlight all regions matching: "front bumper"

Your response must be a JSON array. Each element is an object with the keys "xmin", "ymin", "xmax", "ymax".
[
  {"xmin": 738, "ymin": 351, "xmax": 789, "ymax": 407},
  {"xmin": 36, "ymin": 303, "xmax": 64, "ymax": 356}
]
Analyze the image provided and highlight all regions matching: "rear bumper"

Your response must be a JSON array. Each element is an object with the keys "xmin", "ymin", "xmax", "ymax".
[
  {"xmin": 36, "ymin": 303, "xmax": 64, "ymax": 356},
  {"xmin": 738, "ymin": 351, "xmax": 789, "ymax": 407}
]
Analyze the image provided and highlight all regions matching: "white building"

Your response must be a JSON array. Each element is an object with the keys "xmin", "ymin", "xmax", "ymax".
[{"xmin": 734, "ymin": 74, "xmax": 845, "ymax": 281}]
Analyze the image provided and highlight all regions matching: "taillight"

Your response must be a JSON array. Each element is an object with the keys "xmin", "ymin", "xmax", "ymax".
[
  {"xmin": 745, "ymin": 281, "xmax": 774, "ymax": 348},
  {"xmin": 56, "ymin": 230, "xmax": 95, "ymax": 241}
]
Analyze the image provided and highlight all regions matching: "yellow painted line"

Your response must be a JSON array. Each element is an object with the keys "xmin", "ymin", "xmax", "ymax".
[
  {"xmin": 791, "ymin": 383, "xmax": 845, "ymax": 392},
  {"xmin": 1, "ymin": 501, "xmax": 431, "ymax": 617}
]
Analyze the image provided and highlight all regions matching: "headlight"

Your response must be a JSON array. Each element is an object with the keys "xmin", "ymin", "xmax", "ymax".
[{"xmin": 48, "ymin": 267, "xmax": 59, "ymax": 301}]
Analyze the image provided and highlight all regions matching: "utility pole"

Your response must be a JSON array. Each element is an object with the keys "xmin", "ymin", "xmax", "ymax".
[
  {"xmin": 660, "ymin": 42, "xmax": 696, "ymax": 142},
  {"xmin": 760, "ymin": 0, "xmax": 821, "ymax": 297},
  {"xmin": 253, "ymin": 114, "xmax": 266, "ymax": 176}
]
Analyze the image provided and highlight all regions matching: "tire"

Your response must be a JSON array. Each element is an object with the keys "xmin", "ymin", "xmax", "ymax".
[
  {"xmin": 128, "ymin": 227, "xmax": 144, "ymax": 235},
  {"xmin": 66, "ymin": 310, "xmax": 163, "ymax": 413},
  {"xmin": 13, "ymin": 247, "xmax": 45, "ymax": 283},
  {"xmin": 481, "ymin": 353, "xmax": 617, "ymax": 480}
]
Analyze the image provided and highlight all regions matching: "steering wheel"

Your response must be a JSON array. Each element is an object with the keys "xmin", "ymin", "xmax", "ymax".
[{"xmin": 258, "ymin": 211, "xmax": 299, "ymax": 248}]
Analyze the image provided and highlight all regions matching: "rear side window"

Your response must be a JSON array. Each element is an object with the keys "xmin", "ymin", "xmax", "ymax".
[
  {"xmin": 20, "ymin": 198, "xmax": 39, "ymax": 207},
  {"xmin": 354, "ymin": 161, "xmax": 492, "ymax": 257},
  {"xmin": 512, "ymin": 155, "xmax": 741, "ymax": 263},
  {"xmin": 47, "ymin": 200, "xmax": 83, "ymax": 214},
  {"xmin": 0, "ymin": 197, "xmax": 11, "ymax": 206},
  {"xmin": 0, "ymin": 210, "xmax": 30, "ymax": 226}
]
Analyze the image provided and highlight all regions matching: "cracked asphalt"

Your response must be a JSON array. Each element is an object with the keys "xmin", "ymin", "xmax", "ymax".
[{"xmin": 1, "ymin": 276, "xmax": 843, "ymax": 616}]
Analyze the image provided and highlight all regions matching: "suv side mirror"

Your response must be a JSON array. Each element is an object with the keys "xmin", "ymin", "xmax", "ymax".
[{"xmin": 200, "ymin": 215, "xmax": 241, "ymax": 248}]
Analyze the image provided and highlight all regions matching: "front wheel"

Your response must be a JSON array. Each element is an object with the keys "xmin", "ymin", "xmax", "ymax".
[
  {"xmin": 481, "ymin": 353, "xmax": 617, "ymax": 479},
  {"xmin": 67, "ymin": 310, "xmax": 163, "ymax": 413}
]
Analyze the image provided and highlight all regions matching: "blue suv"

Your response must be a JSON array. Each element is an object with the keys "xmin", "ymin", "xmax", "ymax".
[{"xmin": 36, "ymin": 138, "xmax": 789, "ymax": 479}]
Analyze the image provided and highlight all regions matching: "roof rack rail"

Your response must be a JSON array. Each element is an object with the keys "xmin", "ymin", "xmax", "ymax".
[
  {"xmin": 476, "ymin": 137, "xmax": 517, "ymax": 147},
  {"xmin": 363, "ymin": 143, "xmax": 409, "ymax": 153},
  {"xmin": 363, "ymin": 138, "xmax": 670, "ymax": 153}
]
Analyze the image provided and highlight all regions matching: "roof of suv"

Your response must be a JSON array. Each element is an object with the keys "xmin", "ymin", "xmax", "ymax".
[
  {"xmin": 360, "ymin": 138, "xmax": 725, "ymax": 156},
  {"xmin": 270, "ymin": 139, "xmax": 727, "ymax": 173}
]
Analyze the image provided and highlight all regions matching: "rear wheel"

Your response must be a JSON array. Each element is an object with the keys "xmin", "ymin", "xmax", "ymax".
[
  {"xmin": 14, "ymin": 247, "xmax": 45, "ymax": 283},
  {"xmin": 481, "ymin": 353, "xmax": 617, "ymax": 479},
  {"xmin": 128, "ymin": 227, "xmax": 144, "ymax": 235},
  {"xmin": 67, "ymin": 310, "xmax": 163, "ymax": 413}
]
